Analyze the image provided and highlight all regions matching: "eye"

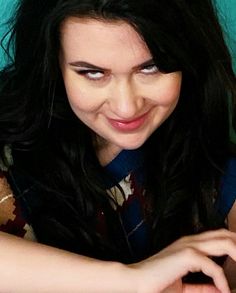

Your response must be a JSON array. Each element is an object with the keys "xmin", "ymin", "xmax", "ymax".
[
  {"xmin": 140, "ymin": 64, "xmax": 159, "ymax": 74},
  {"xmin": 76, "ymin": 70, "xmax": 105, "ymax": 81}
]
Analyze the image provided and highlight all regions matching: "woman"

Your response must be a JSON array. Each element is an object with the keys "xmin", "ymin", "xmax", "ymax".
[{"xmin": 0, "ymin": 0, "xmax": 236, "ymax": 291}]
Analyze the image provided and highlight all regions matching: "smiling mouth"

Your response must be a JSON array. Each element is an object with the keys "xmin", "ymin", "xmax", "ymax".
[{"xmin": 107, "ymin": 111, "xmax": 150, "ymax": 131}]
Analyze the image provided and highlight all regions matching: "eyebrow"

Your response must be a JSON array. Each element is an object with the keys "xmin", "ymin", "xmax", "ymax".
[{"xmin": 68, "ymin": 59, "xmax": 155, "ymax": 71}]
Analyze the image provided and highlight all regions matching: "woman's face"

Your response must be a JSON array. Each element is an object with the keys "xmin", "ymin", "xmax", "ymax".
[{"xmin": 60, "ymin": 18, "xmax": 182, "ymax": 162}]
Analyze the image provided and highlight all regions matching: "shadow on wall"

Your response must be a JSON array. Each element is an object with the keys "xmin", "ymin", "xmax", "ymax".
[
  {"xmin": 215, "ymin": 0, "xmax": 236, "ymax": 143},
  {"xmin": 216, "ymin": 0, "xmax": 236, "ymax": 71}
]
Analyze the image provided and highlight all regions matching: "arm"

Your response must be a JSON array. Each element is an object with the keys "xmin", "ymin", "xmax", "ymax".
[
  {"xmin": 0, "ymin": 185, "xmax": 235, "ymax": 291},
  {"xmin": 0, "ymin": 231, "xmax": 134, "ymax": 293},
  {"xmin": 0, "ymin": 229, "xmax": 236, "ymax": 292},
  {"xmin": 0, "ymin": 174, "xmax": 235, "ymax": 292}
]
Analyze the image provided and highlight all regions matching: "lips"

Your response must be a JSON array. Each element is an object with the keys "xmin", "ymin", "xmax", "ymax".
[{"xmin": 107, "ymin": 111, "xmax": 149, "ymax": 131}]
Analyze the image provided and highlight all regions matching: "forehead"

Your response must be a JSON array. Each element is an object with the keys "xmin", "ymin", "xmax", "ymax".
[{"xmin": 60, "ymin": 17, "xmax": 152, "ymax": 66}]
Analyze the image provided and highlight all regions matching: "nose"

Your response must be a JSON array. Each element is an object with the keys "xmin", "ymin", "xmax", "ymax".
[{"xmin": 108, "ymin": 78, "xmax": 144, "ymax": 119}]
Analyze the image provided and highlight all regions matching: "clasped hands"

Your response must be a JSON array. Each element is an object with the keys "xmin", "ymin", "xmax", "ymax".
[{"xmin": 128, "ymin": 229, "xmax": 236, "ymax": 293}]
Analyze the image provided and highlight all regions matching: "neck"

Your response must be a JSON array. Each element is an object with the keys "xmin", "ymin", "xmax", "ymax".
[{"xmin": 93, "ymin": 136, "xmax": 122, "ymax": 166}]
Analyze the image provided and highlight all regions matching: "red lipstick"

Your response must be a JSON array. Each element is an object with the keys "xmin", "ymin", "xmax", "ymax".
[{"xmin": 107, "ymin": 112, "xmax": 149, "ymax": 131}]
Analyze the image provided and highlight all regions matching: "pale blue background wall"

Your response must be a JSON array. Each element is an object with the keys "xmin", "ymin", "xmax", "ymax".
[
  {"xmin": 0, "ymin": 0, "xmax": 18, "ymax": 67},
  {"xmin": 216, "ymin": 0, "xmax": 236, "ymax": 68}
]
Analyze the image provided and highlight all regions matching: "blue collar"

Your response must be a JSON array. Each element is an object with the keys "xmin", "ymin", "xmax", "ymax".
[{"xmin": 104, "ymin": 149, "xmax": 144, "ymax": 188}]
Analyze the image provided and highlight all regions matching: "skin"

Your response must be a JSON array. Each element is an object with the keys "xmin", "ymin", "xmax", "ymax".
[
  {"xmin": 59, "ymin": 18, "xmax": 182, "ymax": 165},
  {"xmin": 224, "ymin": 202, "xmax": 236, "ymax": 289},
  {"xmin": 0, "ymin": 229, "xmax": 235, "ymax": 292},
  {"xmin": 130, "ymin": 229, "xmax": 236, "ymax": 293},
  {"xmin": 165, "ymin": 280, "xmax": 222, "ymax": 292}
]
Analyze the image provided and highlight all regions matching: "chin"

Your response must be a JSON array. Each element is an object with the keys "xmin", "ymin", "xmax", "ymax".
[{"xmin": 119, "ymin": 140, "xmax": 145, "ymax": 151}]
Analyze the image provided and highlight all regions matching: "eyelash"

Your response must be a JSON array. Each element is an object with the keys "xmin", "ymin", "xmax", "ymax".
[{"xmin": 75, "ymin": 64, "xmax": 159, "ymax": 81}]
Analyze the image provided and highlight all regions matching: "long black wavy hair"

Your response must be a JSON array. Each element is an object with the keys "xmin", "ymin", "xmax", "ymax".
[{"xmin": 0, "ymin": 0, "xmax": 236, "ymax": 263}]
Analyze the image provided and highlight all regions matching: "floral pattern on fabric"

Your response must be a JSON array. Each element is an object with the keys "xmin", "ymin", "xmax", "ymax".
[
  {"xmin": 0, "ymin": 171, "xmax": 36, "ymax": 241},
  {"xmin": 104, "ymin": 149, "xmax": 150, "ymax": 260}
]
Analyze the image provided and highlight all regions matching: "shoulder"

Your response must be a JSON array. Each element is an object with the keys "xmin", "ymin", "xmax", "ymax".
[
  {"xmin": 221, "ymin": 158, "xmax": 236, "ymax": 196},
  {"xmin": 216, "ymin": 158, "xmax": 236, "ymax": 218},
  {"xmin": 0, "ymin": 170, "xmax": 18, "ymax": 228},
  {"xmin": 0, "ymin": 170, "xmax": 37, "ymax": 241},
  {"xmin": 0, "ymin": 170, "xmax": 14, "ymax": 209}
]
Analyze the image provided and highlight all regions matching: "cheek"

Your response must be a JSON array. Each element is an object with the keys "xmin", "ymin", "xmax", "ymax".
[
  {"xmin": 64, "ymin": 82, "xmax": 104, "ymax": 112},
  {"xmin": 148, "ymin": 85, "xmax": 181, "ymax": 108},
  {"xmin": 149, "ymin": 75, "xmax": 182, "ymax": 107},
  {"xmin": 161, "ymin": 86, "xmax": 180, "ymax": 108}
]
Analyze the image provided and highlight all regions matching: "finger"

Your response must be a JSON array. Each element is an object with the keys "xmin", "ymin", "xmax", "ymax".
[
  {"xmin": 161, "ymin": 280, "xmax": 182, "ymax": 293},
  {"xmin": 180, "ymin": 229, "xmax": 236, "ymax": 243},
  {"xmin": 181, "ymin": 248, "xmax": 230, "ymax": 293},
  {"xmin": 153, "ymin": 247, "xmax": 230, "ymax": 293},
  {"xmin": 182, "ymin": 284, "xmax": 221, "ymax": 293},
  {"xmin": 190, "ymin": 237, "xmax": 236, "ymax": 261}
]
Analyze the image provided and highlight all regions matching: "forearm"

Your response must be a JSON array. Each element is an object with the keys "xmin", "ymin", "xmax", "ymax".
[
  {"xmin": 1, "ymin": 229, "xmax": 235, "ymax": 293},
  {"xmin": 0, "ymin": 232, "xmax": 135, "ymax": 293}
]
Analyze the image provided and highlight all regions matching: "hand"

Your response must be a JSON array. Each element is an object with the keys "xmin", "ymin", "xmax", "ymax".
[{"xmin": 128, "ymin": 229, "xmax": 236, "ymax": 293}]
